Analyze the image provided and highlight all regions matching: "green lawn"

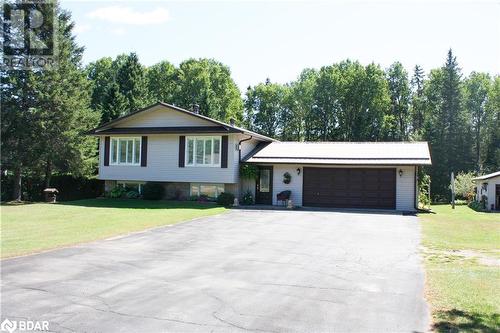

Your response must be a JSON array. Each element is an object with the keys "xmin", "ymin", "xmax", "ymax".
[
  {"xmin": 420, "ymin": 205, "xmax": 500, "ymax": 332},
  {"xmin": 1, "ymin": 199, "xmax": 226, "ymax": 258}
]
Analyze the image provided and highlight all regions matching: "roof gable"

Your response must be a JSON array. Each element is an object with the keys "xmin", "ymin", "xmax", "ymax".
[
  {"xmin": 89, "ymin": 102, "xmax": 276, "ymax": 141},
  {"xmin": 97, "ymin": 103, "xmax": 218, "ymax": 129}
]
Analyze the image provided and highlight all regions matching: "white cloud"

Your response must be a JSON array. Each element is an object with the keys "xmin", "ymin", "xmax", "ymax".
[
  {"xmin": 110, "ymin": 27, "xmax": 126, "ymax": 36},
  {"xmin": 74, "ymin": 23, "xmax": 91, "ymax": 34},
  {"xmin": 87, "ymin": 6, "xmax": 169, "ymax": 25}
]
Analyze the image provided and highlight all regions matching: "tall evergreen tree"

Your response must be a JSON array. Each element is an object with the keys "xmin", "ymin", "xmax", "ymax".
[
  {"xmin": 423, "ymin": 50, "xmax": 473, "ymax": 199},
  {"xmin": 116, "ymin": 53, "xmax": 150, "ymax": 113},
  {"xmin": 483, "ymin": 76, "xmax": 500, "ymax": 172},
  {"xmin": 386, "ymin": 62, "xmax": 410, "ymax": 140},
  {"xmin": 1, "ymin": 2, "xmax": 99, "ymax": 198},
  {"xmin": 464, "ymin": 72, "xmax": 492, "ymax": 171},
  {"xmin": 410, "ymin": 65, "xmax": 426, "ymax": 135}
]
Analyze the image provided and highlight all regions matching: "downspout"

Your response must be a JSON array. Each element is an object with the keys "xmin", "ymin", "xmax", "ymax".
[
  {"xmin": 414, "ymin": 166, "xmax": 419, "ymax": 211},
  {"xmin": 238, "ymin": 135, "xmax": 253, "ymax": 162}
]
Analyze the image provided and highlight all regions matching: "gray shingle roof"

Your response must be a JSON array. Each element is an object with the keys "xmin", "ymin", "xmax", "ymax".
[
  {"xmin": 244, "ymin": 141, "xmax": 432, "ymax": 165},
  {"xmin": 472, "ymin": 171, "xmax": 500, "ymax": 181}
]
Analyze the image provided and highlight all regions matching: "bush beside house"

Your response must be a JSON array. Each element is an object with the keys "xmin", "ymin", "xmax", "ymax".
[{"xmin": 1, "ymin": 175, "xmax": 103, "ymax": 202}]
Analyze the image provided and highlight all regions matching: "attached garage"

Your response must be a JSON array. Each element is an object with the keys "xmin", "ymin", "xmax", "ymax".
[
  {"xmin": 303, "ymin": 167, "xmax": 396, "ymax": 209},
  {"xmin": 244, "ymin": 142, "xmax": 432, "ymax": 212}
]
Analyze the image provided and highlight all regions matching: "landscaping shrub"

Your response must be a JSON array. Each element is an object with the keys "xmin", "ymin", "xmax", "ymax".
[
  {"xmin": 142, "ymin": 182, "xmax": 165, "ymax": 200},
  {"xmin": 109, "ymin": 186, "xmax": 126, "ymax": 198},
  {"xmin": 198, "ymin": 194, "xmax": 209, "ymax": 202},
  {"xmin": 216, "ymin": 192, "xmax": 234, "ymax": 206},
  {"xmin": 242, "ymin": 191, "xmax": 254, "ymax": 205},
  {"xmin": 451, "ymin": 172, "xmax": 476, "ymax": 202},
  {"xmin": 418, "ymin": 173, "xmax": 431, "ymax": 209},
  {"xmin": 469, "ymin": 200, "xmax": 485, "ymax": 212},
  {"xmin": 1, "ymin": 174, "xmax": 103, "ymax": 202},
  {"xmin": 126, "ymin": 190, "xmax": 140, "ymax": 199}
]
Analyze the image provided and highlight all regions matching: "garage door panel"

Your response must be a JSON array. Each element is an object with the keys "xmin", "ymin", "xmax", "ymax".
[{"xmin": 303, "ymin": 167, "xmax": 396, "ymax": 209}]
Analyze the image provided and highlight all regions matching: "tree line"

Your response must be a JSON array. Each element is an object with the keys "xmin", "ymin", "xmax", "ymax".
[{"xmin": 1, "ymin": 2, "xmax": 499, "ymax": 201}]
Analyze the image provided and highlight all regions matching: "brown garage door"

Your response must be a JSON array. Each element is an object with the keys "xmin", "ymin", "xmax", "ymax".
[{"xmin": 303, "ymin": 168, "xmax": 396, "ymax": 209}]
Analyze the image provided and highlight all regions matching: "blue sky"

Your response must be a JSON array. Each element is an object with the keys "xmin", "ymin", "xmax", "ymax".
[{"xmin": 63, "ymin": 0, "xmax": 500, "ymax": 91}]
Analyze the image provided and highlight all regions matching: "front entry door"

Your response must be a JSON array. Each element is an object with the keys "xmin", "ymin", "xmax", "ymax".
[{"xmin": 256, "ymin": 166, "xmax": 273, "ymax": 205}]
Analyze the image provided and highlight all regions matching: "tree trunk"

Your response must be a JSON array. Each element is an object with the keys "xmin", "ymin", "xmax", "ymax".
[
  {"xmin": 13, "ymin": 167, "xmax": 22, "ymax": 202},
  {"xmin": 45, "ymin": 158, "xmax": 52, "ymax": 188}
]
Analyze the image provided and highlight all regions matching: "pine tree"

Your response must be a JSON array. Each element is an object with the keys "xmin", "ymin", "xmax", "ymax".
[
  {"xmin": 386, "ymin": 62, "xmax": 410, "ymax": 140},
  {"xmin": 464, "ymin": 72, "xmax": 491, "ymax": 171},
  {"xmin": 1, "ymin": 3, "xmax": 99, "ymax": 197},
  {"xmin": 410, "ymin": 65, "xmax": 425, "ymax": 135},
  {"xmin": 33, "ymin": 7, "xmax": 100, "ymax": 186},
  {"xmin": 116, "ymin": 53, "xmax": 150, "ymax": 113}
]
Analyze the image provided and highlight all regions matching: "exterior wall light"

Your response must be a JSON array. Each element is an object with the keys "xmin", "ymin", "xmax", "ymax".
[
  {"xmin": 399, "ymin": 169, "xmax": 403, "ymax": 177},
  {"xmin": 297, "ymin": 168, "xmax": 301, "ymax": 175}
]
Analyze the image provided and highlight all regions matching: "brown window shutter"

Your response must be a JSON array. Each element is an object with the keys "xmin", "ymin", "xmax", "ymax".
[
  {"xmin": 179, "ymin": 136, "xmax": 185, "ymax": 167},
  {"xmin": 221, "ymin": 135, "xmax": 228, "ymax": 168},
  {"xmin": 141, "ymin": 136, "xmax": 148, "ymax": 167},
  {"xmin": 104, "ymin": 136, "xmax": 110, "ymax": 166}
]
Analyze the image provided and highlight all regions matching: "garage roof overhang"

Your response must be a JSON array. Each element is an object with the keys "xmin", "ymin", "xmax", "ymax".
[{"xmin": 243, "ymin": 142, "xmax": 432, "ymax": 166}]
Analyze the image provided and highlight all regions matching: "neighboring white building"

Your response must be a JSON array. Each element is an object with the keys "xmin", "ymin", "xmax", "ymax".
[
  {"xmin": 473, "ymin": 171, "xmax": 500, "ymax": 211},
  {"xmin": 89, "ymin": 102, "xmax": 432, "ymax": 212}
]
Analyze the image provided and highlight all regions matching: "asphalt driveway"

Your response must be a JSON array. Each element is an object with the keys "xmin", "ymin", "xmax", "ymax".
[{"xmin": 1, "ymin": 210, "xmax": 429, "ymax": 332}]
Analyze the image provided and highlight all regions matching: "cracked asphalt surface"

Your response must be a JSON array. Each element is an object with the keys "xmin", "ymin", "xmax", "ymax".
[{"xmin": 1, "ymin": 210, "xmax": 429, "ymax": 332}]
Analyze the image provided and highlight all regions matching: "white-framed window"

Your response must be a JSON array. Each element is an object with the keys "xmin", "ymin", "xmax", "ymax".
[
  {"xmin": 185, "ymin": 136, "xmax": 221, "ymax": 167},
  {"xmin": 190, "ymin": 183, "xmax": 224, "ymax": 199},
  {"xmin": 110, "ymin": 137, "xmax": 141, "ymax": 165},
  {"xmin": 117, "ymin": 181, "xmax": 144, "ymax": 194}
]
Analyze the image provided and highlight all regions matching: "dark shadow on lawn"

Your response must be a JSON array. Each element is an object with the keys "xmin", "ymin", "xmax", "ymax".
[
  {"xmin": 58, "ymin": 198, "xmax": 219, "ymax": 210},
  {"xmin": 433, "ymin": 309, "xmax": 499, "ymax": 333}
]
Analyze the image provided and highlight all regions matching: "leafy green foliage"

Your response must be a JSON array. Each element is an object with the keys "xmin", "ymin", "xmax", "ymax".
[
  {"xmin": 242, "ymin": 191, "xmax": 254, "ymax": 205},
  {"xmin": 126, "ymin": 190, "xmax": 140, "ymax": 199},
  {"xmin": 386, "ymin": 62, "xmax": 411, "ymax": 140},
  {"xmin": 245, "ymin": 79, "xmax": 288, "ymax": 137},
  {"xmin": 239, "ymin": 164, "xmax": 259, "ymax": 179},
  {"xmin": 216, "ymin": 192, "xmax": 235, "ymax": 206},
  {"xmin": 418, "ymin": 173, "xmax": 431, "ymax": 209},
  {"xmin": 1, "ymin": 2, "xmax": 99, "ymax": 200},
  {"xmin": 452, "ymin": 172, "xmax": 476, "ymax": 201},
  {"xmin": 175, "ymin": 58, "xmax": 243, "ymax": 123},
  {"xmin": 109, "ymin": 186, "xmax": 127, "ymax": 199},
  {"xmin": 142, "ymin": 183, "xmax": 165, "ymax": 200}
]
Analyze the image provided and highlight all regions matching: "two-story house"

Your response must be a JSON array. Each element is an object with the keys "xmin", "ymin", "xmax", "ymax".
[{"xmin": 89, "ymin": 102, "xmax": 432, "ymax": 211}]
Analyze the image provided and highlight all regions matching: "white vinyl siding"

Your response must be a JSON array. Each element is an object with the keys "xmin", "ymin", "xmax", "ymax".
[
  {"xmin": 395, "ymin": 166, "xmax": 416, "ymax": 211},
  {"xmin": 269, "ymin": 164, "xmax": 416, "ymax": 211},
  {"xmin": 99, "ymin": 134, "xmax": 239, "ymax": 184},
  {"xmin": 110, "ymin": 137, "xmax": 141, "ymax": 166},
  {"xmin": 186, "ymin": 136, "xmax": 221, "ymax": 167},
  {"xmin": 116, "ymin": 105, "xmax": 219, "ymax": 127}
]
